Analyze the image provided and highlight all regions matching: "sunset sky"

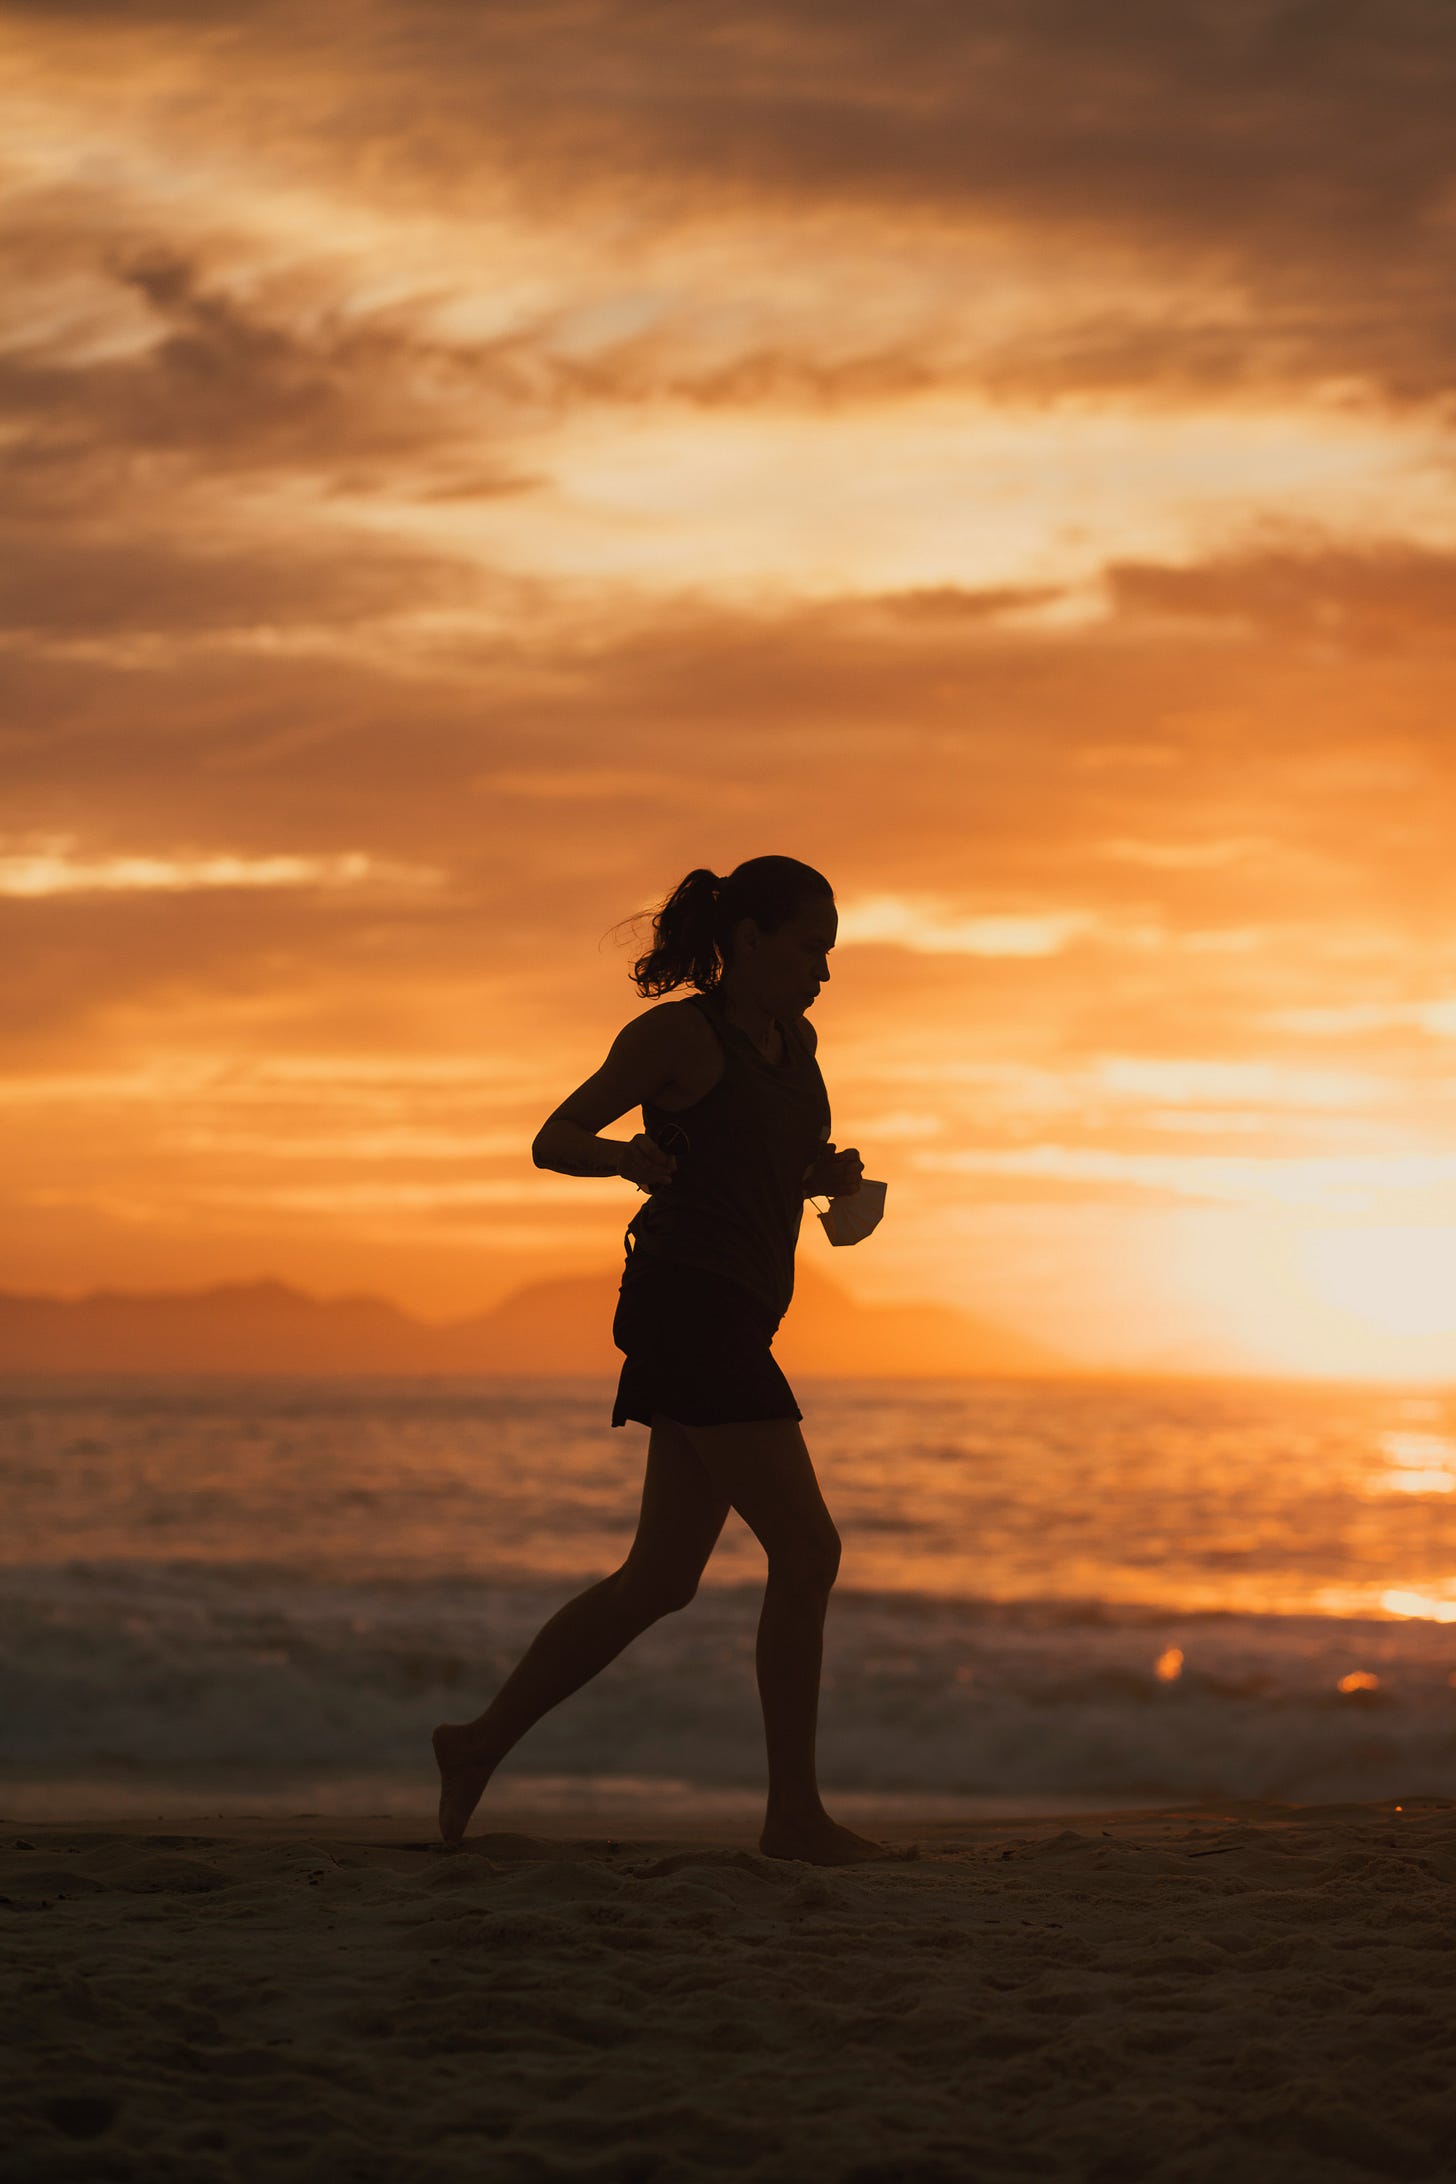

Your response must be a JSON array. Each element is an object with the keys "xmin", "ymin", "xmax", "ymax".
[{"xmin": 5, "ymin": 1, "xmax": 1456, "ymax": 1378}]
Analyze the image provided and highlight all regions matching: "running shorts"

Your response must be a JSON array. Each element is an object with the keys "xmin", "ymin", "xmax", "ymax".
[{"xmin": 610, "ymin": 1251, "xmax": 803, "ymax": 1431}]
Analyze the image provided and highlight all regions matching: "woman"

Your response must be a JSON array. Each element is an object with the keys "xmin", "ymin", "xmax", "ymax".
[{"xmin": 433, "ymin": 856, "xmax": 904, "ymax": 1864}]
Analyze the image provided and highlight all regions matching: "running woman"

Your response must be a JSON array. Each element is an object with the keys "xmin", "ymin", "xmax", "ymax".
[{"xmin": 433, "ymin": 856, "xmax": 904, "ymax": 1864}]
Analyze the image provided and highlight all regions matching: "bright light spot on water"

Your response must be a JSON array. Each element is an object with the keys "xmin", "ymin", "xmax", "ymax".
[
  {"xmin": 1338, "ymin": 1671, "xmax": 1381, "ymax": 1692},
  {"xmin": 1371, "ymin": 1432, "xmax": 1456, "ymax": 1496},
  {"xmin": 1380, "ymin": 1433, "xmax": 1456, "ymax": 1469},
  {"xmin": 1154, "ymin": 1647, "xmax": 1184, "ymax": 1681},
  {"xmin": 1384, "ymin": 1589, "xmax": 1456, "ymax": 1623}
]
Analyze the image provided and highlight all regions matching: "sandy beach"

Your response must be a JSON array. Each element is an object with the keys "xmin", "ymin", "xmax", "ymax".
[{"xmin": 6, "ymin": 1794, "xmax": 1456, "ymax": 2182}]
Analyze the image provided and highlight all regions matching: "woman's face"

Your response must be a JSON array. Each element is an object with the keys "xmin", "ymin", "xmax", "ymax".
[{"xmin": 734, "ymin": 896, "xmax": 837, "ymax": 1017}]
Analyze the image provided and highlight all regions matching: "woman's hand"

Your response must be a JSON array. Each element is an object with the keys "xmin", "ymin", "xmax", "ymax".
[
  {"xmin": 802, "ymin": 1142, "xmax": 864, "ymax": 1198},
  {"xmin": 619, "ymin": 1133, "xmax": 679, "ymax": 1193}
]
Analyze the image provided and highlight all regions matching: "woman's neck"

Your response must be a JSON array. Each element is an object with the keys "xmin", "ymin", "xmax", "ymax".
[{"xmin": 718, "ymin": 983, "xmax": 778, "ymax": 1050}]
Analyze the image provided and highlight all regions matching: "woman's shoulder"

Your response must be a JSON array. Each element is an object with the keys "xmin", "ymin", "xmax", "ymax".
[
  {"xmin": 631, "ymin": 995, "xmax": 724, "ymax": 1109},
  {"xmin": 638, "ymin": 994, "xmax": 719, "ymax": 1065}
]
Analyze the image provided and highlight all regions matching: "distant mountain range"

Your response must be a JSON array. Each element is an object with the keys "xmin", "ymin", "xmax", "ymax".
[{"xmin": 0, "ymin": 1267, "xmax": 1073, "ymax": 1378}]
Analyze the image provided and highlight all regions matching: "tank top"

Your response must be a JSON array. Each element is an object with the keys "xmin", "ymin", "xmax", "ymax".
[{"xmin": 621, "ymin": 986, "xmax": 833, "ymax": 1326}]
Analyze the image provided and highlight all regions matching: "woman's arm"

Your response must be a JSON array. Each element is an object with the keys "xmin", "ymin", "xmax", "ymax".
[
  {"xmin": 795, "ymin": 1013, "xmax": 857, "ymax": 1194},
  {"xmin": 531, "ymin": 1008, "xmax": 687, "ymax": 1186},
  {"xmin": 531, "ymin": 1118, "xmax": 628, "ymax": 1177}
]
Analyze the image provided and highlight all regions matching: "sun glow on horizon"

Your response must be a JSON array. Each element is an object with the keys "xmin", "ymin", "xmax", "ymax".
[{"xmin": 1297, "ymin": 1229, "xmax": 1456, "ymax": 1340}]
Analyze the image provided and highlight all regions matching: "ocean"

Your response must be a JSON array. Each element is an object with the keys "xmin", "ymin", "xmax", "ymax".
[{"xmin": 4, "ymin": 1373, "xmax": 1456, "ymax": 1822}]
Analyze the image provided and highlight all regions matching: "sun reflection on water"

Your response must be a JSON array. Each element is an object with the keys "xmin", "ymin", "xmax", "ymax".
[
  {"xmin": 1369, "ymin": 1430, "xmax": 1456, "ymax": 1497},
  {"xmin": 1381, "ymin": 1588, "xmax": 1456, "ymax": 1622}
]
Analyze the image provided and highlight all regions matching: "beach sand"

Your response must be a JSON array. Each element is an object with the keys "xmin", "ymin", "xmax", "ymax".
[{"xmin": 5, "ymin": 1794, "xmax": 1455, "ymax": 2182}]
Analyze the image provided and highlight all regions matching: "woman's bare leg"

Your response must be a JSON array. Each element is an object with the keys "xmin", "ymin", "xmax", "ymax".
[
  {"xmin": 433, "ymin": 1417, "xmax": 731, "ymax": 1843},
  {"xmin": 673, "ymin": 1416, "xmax": 907, "ymax": 1866}
]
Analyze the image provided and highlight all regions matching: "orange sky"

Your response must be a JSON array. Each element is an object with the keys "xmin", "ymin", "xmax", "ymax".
[{"xmin": 5, "ymin": 1, "xmax": 1456, "ymax": 1378}]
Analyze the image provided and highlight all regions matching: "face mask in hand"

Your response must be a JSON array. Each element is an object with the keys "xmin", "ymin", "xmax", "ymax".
[{"xmin": 813, "ymin": 1178, "xmax": 887, "ymax": 1247}]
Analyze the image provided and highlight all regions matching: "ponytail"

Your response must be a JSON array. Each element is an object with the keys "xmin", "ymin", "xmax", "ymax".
[{"xmin": 611, "ymin": 856, "xmax": 832, "ymax": 998}]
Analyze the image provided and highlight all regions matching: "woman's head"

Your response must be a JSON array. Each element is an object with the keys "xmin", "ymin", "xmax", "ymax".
[{"xmin": 621, "ymin": 856, "xmax": 835, "ymax": 1012}]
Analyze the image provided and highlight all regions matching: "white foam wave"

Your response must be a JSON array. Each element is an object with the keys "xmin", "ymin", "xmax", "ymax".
[{"xmin": 5, "ymin": 1560, "xmax": 1455, "ymax": 1808}]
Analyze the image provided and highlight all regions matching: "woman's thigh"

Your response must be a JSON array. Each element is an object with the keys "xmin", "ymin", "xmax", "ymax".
[
  {"xmin": 619, "ymin": 1414, "xmax": 734, "ymax": 1597},
  {"xmin": 665, "ymin": 1414, "xmax": 841, "ymax": 1578}
]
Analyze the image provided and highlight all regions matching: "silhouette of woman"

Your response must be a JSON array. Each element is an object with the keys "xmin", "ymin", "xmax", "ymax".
[{"xmin": 433, "ymin": 857, "xmax": 905, "ymax": 1864}]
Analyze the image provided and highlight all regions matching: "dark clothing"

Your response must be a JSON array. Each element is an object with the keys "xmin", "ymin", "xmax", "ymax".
[
  {"xmin": 610, "ymin": 986, "xmax": 830, "ymax": 1432},
  {"xmin": 610, "ymin": 1255, "xmax": 803, "ymax": 1429},
  {"xmin": 620, "ymin": 987, "xmax": 832, "ymax": 1324}
]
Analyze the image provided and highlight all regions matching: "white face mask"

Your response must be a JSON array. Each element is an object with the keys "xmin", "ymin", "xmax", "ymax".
[{"xmin": 814, "ymin": 1178, "xmax": 887, "ymax": 1247}]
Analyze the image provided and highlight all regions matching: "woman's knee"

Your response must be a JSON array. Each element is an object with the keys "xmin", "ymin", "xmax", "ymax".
[
  {"xmin": 676, "ymin": 1418, "xmax": 839, "ymax": 1583},
  {"xmin": 769, "ymin": 1526, "xmax": 841, "ymax": 1592}
]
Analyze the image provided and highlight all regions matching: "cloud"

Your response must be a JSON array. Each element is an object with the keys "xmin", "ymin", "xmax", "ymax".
[
  {"xmin": 1, "ymin": 558, "xmax": 1452, "ymax": 917},
  {"xmin": 918, "ymin": 1143, "xmax": 1456, "ymax": 1217},
  {"xmin": 1096, "ymin": 837, "xmax": 1272, "ymax": 870},
  {"xmin": 1087, "ymin": 1057, "xmax": 1387, "ymax": 1110},
  {"xmin": 0, "ymin": 842, "xmax": 440, "ymax": 898},
  {"xmin": 8, "ymin": 1, "xmax": 1456, "ymax": 415},
  {"xmin": 839, "ymin": 897, "xmax": 1100, "ymax": 957},
  {"xmin": 0, "ymin": 240, "xmax": 543, "ymax": 516},
  {"xmin": 869, "ymin": 586, "xmax": 1066, "ymax": 625},
  {"xmin": 1107, "ymin": 541, "xmax": 1456, "ymax": 651},
  {"xmin": 1268, "ymin": 999, "xmax": 1456, "ymax": 1040},
  {"xmin": 3, "ymin": 580, "xmax": 1448, "ymax": 1224},
  {"xmin": 0, "ymin": 520, "xmax": 493, "ymax": 639}
]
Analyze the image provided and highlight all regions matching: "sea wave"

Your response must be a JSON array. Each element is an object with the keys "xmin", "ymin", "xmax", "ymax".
[{"xmin": 5, "ymin": 1558, "xmax": 1456, "ymax": 1807}]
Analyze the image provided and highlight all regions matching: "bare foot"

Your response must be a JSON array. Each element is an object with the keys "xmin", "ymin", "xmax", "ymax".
[
  {"xmin": 759, "ymin": 1813, "xmax": 915, "ymax": 1866},
  {"xmin": 432, "ymin": 1722, "xmax": 498, "ymax": 1845}
]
